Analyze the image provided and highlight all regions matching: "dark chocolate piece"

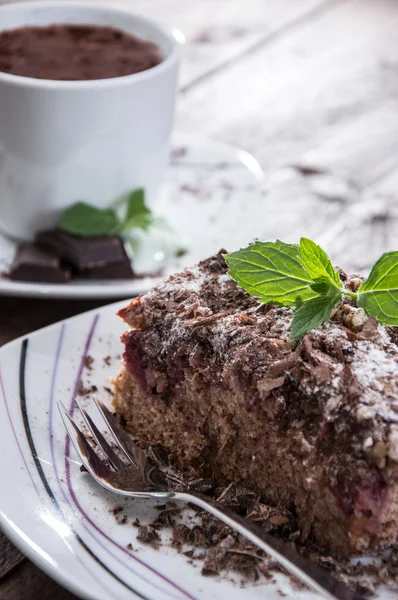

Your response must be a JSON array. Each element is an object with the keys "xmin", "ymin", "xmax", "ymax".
[
  {"xmin": 8, "ymin": 243, "xmax": 71, "ymax": 283},
  {"xmin": 36, "ymin": 229, "xmax": 133, "ymax": 274},
  {"xmin": 80, "ymin": 260, "xmax": 135, "ymax": 280}
]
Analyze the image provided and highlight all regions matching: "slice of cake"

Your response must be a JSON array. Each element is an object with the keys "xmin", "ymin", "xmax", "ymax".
[{"xmin": 112, "ymin": 251, "xmax": 398, "ymax": 555}]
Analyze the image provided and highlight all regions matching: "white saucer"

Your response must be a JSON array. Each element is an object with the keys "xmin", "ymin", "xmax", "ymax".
[{"xmin": 0, "ymin": 133, "xmax": 264, "ymax": 299}]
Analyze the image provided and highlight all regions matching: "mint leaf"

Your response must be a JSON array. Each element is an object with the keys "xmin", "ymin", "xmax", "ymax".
[
  {"xmin": 59, "ymin": 202, "xmax": 119, "ymax": 236},
  {"xmin": 299, "ymin": 238, "xmax": 341, "ymax": 287},
  {"xmin": 290, "ymin": 292, "xmax": 340, "ymax": 339},
  {"xmin": 357, "ymin": 251, "xmax": 398, "ymax": 325},
  {"xmin": 119, "ymin": 188, "xmax": 154, "ymax": 233},
  {"xmin": 310, "ymin": 276, "xmax": 333, "ymax": 295},
  {"xmin": 225, "ymin": 240, "xmax": 318, "ymax": 306},
  {"xmin": 125, "ymin": 188, "xmax": 150, "ymax": 221},
  {"xmin": 121, "ymin": 213, "xmax": 154, "ymax": 233}
]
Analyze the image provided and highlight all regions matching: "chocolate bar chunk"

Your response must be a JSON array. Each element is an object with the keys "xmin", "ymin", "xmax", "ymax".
[
  {"xmin": 8, "ymin": 243, "xmax": 71, "ymax": 283},
  {"xmin": 81, "ymin": 261, "xmax": 136, "ymax": 280},
  {"xmin": 36, "ymin": 229, "xmax": 134, "ymax": 275}
]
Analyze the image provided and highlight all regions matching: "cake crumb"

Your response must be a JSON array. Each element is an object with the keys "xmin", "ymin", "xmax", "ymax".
[
  {"xmin": 84, "ymin": 355, "xmax": 94, "ymax": 370},
  {"xmin": 108, "ymin": 505, "xmax": 123, "ymax": 515},
  {"xmin": 116, "ymin": 514, "xmax": 128, "ymax": 525},
  {"xmin": 78, "ymin": 380, "xmax": 98, "ymax": 396},
  {"xmin": 137, "ymin": 525, "xmax": 160, "ymax": 545}
]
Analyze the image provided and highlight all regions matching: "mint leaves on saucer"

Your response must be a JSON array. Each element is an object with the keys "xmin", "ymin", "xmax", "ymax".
[
  {"xmin": 225, "ymin": 239, "xmax": 398, "ymax": 339},
  {"xmin": 59, "ymin": 188, "xmax": 155, "ymax": 237},
  {"xmin": 59, "ymin": 203, "xmax": 119, "ymax": 236}
]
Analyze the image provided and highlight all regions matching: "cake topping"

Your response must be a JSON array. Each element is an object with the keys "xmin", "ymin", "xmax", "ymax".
[{"xmin": 120, "ymin": 250, "xmax": 398, "ymax": 462}]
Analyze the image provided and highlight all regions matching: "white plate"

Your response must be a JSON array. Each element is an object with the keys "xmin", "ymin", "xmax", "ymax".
[
  {"xmin": 0, "ymin": 302, "xmax": 396, "ymax": 600},
  {"xmin": 0, "ymin": 133, "xmax": 264, "ymax": 299}
]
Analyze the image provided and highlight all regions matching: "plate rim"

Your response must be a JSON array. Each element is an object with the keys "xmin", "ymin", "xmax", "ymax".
[{"xmin": 0, "ymin": 300, "xmax": 129, "ymax": 600}]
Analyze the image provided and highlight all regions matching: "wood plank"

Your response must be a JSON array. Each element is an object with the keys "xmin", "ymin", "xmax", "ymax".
[
  {"xmin": 0, "ymin": 297, "xmax": 105, "ymax": 347},
  {"xmin": 177, "ymin": 0, "xmax": 398, "ymax": 172},
  {"xmin": 319, "ymin": 165, "xmax": 398, "ymax": 272},
  {"xmin": 175, "ymin": 0, "xmax": 398, "ymax": 270},
  {"xmin": 0, "ymin": 533, "xmax": 25, "ymax": 580},
  {"xmin": 0, "ymin": 560, "xmax": 76, "ymax": 600}
]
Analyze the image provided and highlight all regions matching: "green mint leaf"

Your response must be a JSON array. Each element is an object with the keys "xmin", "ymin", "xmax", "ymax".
[
  {"xmin": 224, "ymin": 240, "xmax": 318, "ymax": 306},
  {"xmin": 290, "ymin": 292, "xmax": 340, "ymax": 339},
  {"xmin": 125, "ymin": 188, "xmax": 150, "ymax": 221},
  {"xmin": 59, "ymin": 202, "xmax": 120, "ymax": 236},
  {"xmin": 310, "ymin": 277, "xmax": 332, "ymax": 295},
  {"xmin": 299, "ymin": 238, "xmax": 341, "ymax": 287},
  {"xmin": 121, "ymin": 213, "xmax": 154, "ymax": 233},
  {"xmin": 357, "ymin": 251, "xmax": 398, "ymax": 325},
  {"xmin": 310, "ymin": 275, "xmax": 341, "ymax": 297},
  {"xmin": 119, "ymin": 188, "xmax": 154, "ymax": 233}
]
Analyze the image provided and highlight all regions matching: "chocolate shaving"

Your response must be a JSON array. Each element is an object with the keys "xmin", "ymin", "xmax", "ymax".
[
  {"xmin": 127, "ymin": 444, "xmax": 398, "ymax": 593},
  {"xmin": 78, "ymin": 380, "xmax": 98, "ymax": 396},
  {"xmin": 116, "ymin": 514, "xmax": 128, "ymax": 525},
  {"xmin": 84, "ymin": 356, "xmax": 94, "ymax": 370},
  {"xmin": 358, "ymin": 316, "xmax": 380, "ymax": 340},
  {"xmin": 108, "ymin": 505, "xmax": 123, "ymax": 515},
  {"xmin": 137, "ymin": 525, "xmax": 160, "ymax": 545}
]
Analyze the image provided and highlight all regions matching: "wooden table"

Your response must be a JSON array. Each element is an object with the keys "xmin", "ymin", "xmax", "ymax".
[{"xmin": 1, "ymin": 0, "xmax": 398, "ymax": 597}]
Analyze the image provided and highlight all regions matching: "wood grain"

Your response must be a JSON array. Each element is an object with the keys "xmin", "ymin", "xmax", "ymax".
[
  {"xmin": 0, "ymin": 297, "xmax": 105, "ymax": 346},
  {"xmin": 175, "ymin": 0, "xmax": 398, "ymax": 268},
  {"xmin": 0, "ymin": 533, "xmax": 25, "ymax": 580},
  {"xmin": 0, "ymin": 561, "xmax": 76, "ymax": 600}
]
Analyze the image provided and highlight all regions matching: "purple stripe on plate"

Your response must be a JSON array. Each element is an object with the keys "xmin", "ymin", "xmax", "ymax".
[
  {"xmin": 1, "ymin": 344, "xmax": 115, "ymax": 597},
  {"xmin": 0, "ymin": 361, "xmax": 42, "ymax": 499},
  {"xmin": 48, "ymin": 323, "xmax": 133, "ymax": 599},
  {"xmin": 53, "ymin": 316, "xmax": 197, "ymax": 600},
  {"xmin": 48, "ymin": 323, "xmax": 66, "ymax": 473}
]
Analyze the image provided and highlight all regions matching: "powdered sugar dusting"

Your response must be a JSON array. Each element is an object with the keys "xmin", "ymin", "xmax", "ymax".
[
  {"xmin": 144, "ymin": 265, "xmax": 208, "ymax": 301},
  {"xmin": 350, "ymin": 340, "xmax": 398, "ymax": 421}
]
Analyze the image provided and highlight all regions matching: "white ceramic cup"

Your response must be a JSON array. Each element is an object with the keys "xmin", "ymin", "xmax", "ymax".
[{"xmin": 0, "ymin": 1, "xmax": 183, "ymax": 240}]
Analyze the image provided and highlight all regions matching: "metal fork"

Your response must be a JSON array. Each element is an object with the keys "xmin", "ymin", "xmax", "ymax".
[{"xmin": 58, "ymin": 398, "xmax": 365, "ymax": 600}]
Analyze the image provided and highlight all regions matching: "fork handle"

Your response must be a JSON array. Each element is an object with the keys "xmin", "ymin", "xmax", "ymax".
[{"xmin": 173, "ymin": 491, "xmax": 365, "ymax": 600}]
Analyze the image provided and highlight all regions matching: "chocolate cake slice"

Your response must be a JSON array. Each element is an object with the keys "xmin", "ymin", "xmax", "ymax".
[{"xmin": 112, "ymin": 251, "xmax": 398, "ymax": 556}]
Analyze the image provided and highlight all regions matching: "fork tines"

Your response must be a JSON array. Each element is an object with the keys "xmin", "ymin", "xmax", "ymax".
[{"xmin": 58, "ymin": 398, "xmax": 168, "ymax": 495}]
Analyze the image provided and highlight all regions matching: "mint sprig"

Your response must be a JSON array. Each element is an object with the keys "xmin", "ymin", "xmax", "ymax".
[
  {"xmin": 225, "ymin": 239, "xmax": 398, "ymax": 339},
  {"xmin": 59, "ymin": 203, "xmax": 119, "ymax": 236},
  {"xmin": 59, "ymin": 188, "xmax": 155, "ymax": 237}
]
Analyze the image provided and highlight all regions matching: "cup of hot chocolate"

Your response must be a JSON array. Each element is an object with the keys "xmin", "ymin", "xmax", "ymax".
[{"xmin": 0, "ymin": 1, "xmax": 183, "ymax": 240}]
